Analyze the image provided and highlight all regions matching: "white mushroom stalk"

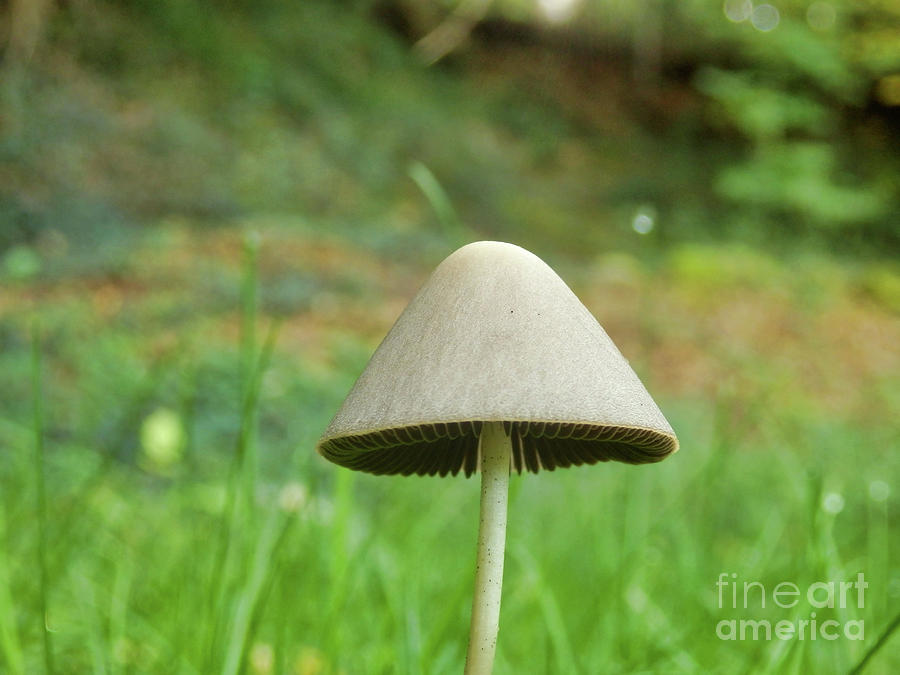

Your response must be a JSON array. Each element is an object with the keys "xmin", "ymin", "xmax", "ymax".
[{"xmin": 465, "ymin": 422, "xmax": 510, "ymax": 675}]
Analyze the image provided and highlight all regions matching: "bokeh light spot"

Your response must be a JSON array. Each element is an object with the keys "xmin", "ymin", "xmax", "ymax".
[
  {"xmin": 250, "ymin": 643, "xmax": 274, "ymax": 675},
  {"xmin": 632, "ymin": 205, "xmax": 657, "ymax": 235},
  {"xmin": 538, "ymin": 0, "xmax": 580, "ymax": 23},
  {"xmin": 140, "ymin": 407, "xmax": 185, "ymax": 473},
  {"xmin": 751, "ymin": 4, "xmax": 780, "ymax": 31},
  {"xmin": 822, "ymin": 492, "xmax": 845, "ymax": 514},
  {"xmin": 279, "ymin": 481, "xmax": 309, "ymax": 513},
  {"xmin": 724, "ymin": 0, "xmax": 753, "ymax": 23}
]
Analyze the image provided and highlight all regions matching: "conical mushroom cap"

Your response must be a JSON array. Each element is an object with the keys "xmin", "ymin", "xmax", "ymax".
[{"xmin": 317, "ymin": 241, "xmax": 678, "ymax": 476}]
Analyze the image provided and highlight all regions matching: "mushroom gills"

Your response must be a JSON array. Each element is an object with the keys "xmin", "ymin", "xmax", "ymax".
[{"xmin": 319, "ymin": 420, "xmax": 677, "ymax": 476}]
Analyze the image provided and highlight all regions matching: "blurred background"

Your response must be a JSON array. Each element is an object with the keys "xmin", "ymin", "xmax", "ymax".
[{"xmin": 1, "ymin": 1, "xmax": 898, "ymax": 673}]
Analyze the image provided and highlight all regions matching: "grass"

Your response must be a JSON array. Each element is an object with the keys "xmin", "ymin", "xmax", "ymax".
[
  {"xmin": 30, "ymin": 320, "xmax": 54, "ymax": 673},
  {"xmin": 0, "ymin": 222, "xmax": 897, "ymax": 674}
]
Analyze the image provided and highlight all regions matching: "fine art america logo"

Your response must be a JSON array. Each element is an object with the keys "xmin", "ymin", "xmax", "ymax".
[{"xmin": 715, "ymin": 572, "xmax": 867, "ymax": 641}]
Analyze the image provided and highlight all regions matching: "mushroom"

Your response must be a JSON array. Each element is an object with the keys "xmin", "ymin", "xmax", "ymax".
[{"xmin": 317, "ymin": 241, "xmax": 678, "ymax": 674}]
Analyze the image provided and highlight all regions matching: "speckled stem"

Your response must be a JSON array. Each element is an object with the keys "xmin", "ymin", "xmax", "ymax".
[{"xmin": 464, "ymin": 422, "xmax": 510, "ymax": 675}]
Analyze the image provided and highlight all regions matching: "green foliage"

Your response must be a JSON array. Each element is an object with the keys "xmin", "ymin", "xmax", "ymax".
[
  {"xmin": 1, "ymin": 226, "xmax": 899, "ymax": 672},
  {"xmin": 1, "ymin": 244, "xmax": 41, "ymax": 280},
  {"xmin": 695, "ymin": 68, "xmax": 834, "ymax": 140},
  {"xmin": 667, "ymin": 242, "xmax": 782, "ymax": 290},
  {"xmin": 2, "ymin": 0, "xmax": 898, "ymax": 262},
  {"xmin": 674, "ymin": 2, "xmax": 900, "ymax": 242},
  {"xmin": 715, "ymin": 142, "xmax": 891, "ymax": 227}
]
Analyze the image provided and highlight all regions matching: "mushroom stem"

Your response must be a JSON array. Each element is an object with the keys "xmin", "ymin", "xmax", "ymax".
[{"xmin": 465, "ymin": 422, "xmax": 510, "ymax": 675}]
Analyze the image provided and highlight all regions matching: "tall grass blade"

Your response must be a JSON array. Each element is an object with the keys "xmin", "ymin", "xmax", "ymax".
[
  {"xmin": 31, "ymin": 321, "xmax": 54, "ymax": 674},
  {"xmin": 0, "ymin": 507, "xmax": 25, "ymax": 674},
  {"xmin": 848, "ymin": 611, "xmax": 900, "ymax": 675},
  {"xmin": 205, "ymin": 236, "xmax": 281, "ymax": 670},
  {"xmin": 240, "ymin": 232, "xmax": 260, "ymax": 510},
  {"xmin": 220, "ymin": 510, "xmax": 290, "ymax": 675},
  {"xmin": 408, "ymin": 161, "xmax": 469, "ymax": 248},
  {"xmin": 509, "ymin": 544, "xmax": 576, "ymax": 674}
]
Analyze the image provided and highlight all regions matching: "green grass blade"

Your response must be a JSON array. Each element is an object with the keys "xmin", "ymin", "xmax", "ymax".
[
  {"xmin": 220, "ymin": 509, "xmax": 288, "ymax": 675},
  {"xmin": 31, "ymin": 321, "xmax": 55, "ymax": 674},
  {"xmin": 204, "ymin": 235, "xmax": 281, "ymax": 670},
  {"xmin": 74, "ymin": 573, "xmax": 109, "ymax": 675},
  {"xmin": 240, "ymin": 231, "xmax": 260, "ymax": 510},
  {"xmin": 108, "ymin": 554, "xmax": 134, "ymax": 675},
  {"xmin": 0, "ymin": 506, "xmax": 24, "ymax": 674},
  {"xmin": 848, "ymin": 611, "xmax": 900, "ymax": 675},
  {"xmin": 509, "ymin": 544, "xmax": 576, "ymax": 674},
  {"xmin": 408, "ymin": 161, "xmax": 469, "ymax": 248}
]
